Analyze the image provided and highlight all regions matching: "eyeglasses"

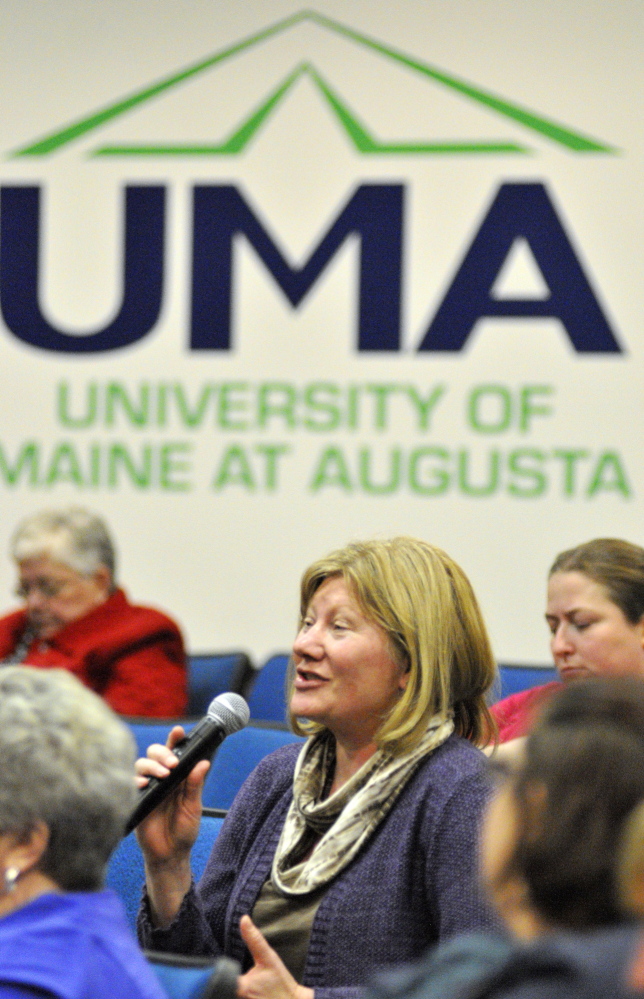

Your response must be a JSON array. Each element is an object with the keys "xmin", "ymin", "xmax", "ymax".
[{"xmin": 15, "ymin": 578, "xmax": 73, "ymax": 600}]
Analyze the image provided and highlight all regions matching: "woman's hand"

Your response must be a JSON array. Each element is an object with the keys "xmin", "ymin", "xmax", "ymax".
[
  {"xmin": 134, "ymin": 726, "xmax": 210, "ymax": 928},
  {"xmin": 135, "ymin": 726, "xmax": 209, "ymax": 861},
  {"xmin": 237, "ymin": 915, "xmax": 314, "ymax": 999}
]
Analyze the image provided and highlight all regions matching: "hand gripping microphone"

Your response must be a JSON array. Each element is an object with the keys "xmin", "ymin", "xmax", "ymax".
[{"xmin": 125, "ymin": 692, "xmax": 250, "ymax": 834}]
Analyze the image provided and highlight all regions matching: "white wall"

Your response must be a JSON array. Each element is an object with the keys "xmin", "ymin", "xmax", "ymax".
[{"xmin": 0, "ymin": 1, "xmax": 641, "ymax": 665}]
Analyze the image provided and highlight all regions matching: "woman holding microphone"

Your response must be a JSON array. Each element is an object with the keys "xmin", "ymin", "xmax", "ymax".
[{"xmin": 136, "ymin": 537, "xmax": 500, "ymax": 999}]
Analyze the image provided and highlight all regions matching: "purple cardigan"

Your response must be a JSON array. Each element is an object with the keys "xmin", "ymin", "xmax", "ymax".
[{"xmin": 138, "ymin": 736, "xmax": 499, "ymax": 999}]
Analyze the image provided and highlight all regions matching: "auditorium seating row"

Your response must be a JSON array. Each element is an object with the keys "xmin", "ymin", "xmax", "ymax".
[
  {"xmin": 107, "ymin": 808, "xmax": 227, "ymax": 928},
  {"xmin": 111, "ymin": 660, "xmax": 558, "ymax": 996},
  {"xmin": 109, "ymin": 811, "xmax": 240, "ymax": 997},
  {"xmin": 126, "ymin": 720, "xmax": 304, "ymax": 811},
  {"xmin": 184, "ymin": 652, "xmax": 558, "ymax": 725},
  {"xmin": 145, "ymin": 950, "xmax": 238, "ymax": 999},
  {"xmin": 186, "ymin": 652, "xmax": 289, "ymax": 721},
  {"xmin": 123, "ymin": 659, "xmax": 556, "ymax": 814}
]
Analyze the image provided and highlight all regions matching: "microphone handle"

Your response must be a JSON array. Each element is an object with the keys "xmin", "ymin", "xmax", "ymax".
[{"xmin": 125, "ymin": 717, "xmax": 226, "ymax": 834}]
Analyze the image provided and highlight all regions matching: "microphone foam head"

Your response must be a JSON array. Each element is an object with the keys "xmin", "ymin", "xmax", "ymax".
[{"xmin": 207, "ymin": 692, "xmax": 250, "ymax": 733}]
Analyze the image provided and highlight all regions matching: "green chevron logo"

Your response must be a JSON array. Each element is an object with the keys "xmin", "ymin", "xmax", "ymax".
[{"xmin": 12, "ymin": 9, "xmax": 616, "ymax": 158}]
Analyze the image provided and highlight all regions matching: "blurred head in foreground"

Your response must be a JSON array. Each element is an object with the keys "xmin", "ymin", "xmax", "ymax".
[
  {"xmin": 616, "ymin": 780, "xmax": 644, "ymax": 991},
  {"xmin": 0, "ymin": 665, "xmax": 136, "ymax": 915},
  {"xmin": 483, "ymin": 676, "xmax": 644, "ymax": 938}
]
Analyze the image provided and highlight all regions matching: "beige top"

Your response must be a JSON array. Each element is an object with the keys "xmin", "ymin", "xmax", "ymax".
[{"xmin": 252, "ymin": 867, "xmax": 326, "ymax": 981}]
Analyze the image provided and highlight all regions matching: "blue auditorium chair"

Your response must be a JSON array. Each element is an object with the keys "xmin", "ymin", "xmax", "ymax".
[
  {"xmin": 245, "ymin": 654, "xmax": 291, "ymax": 723},
  {"xmin": 124, "ymin": 717, "xmax": 300, "ymax": 811},
  {"xmin": 187, "ymin": 652, "xmax": 253, "ymax": 716},
  {"xmin": 496, "ymin": 664, "xmax": 558, "ymax": 701},
  {"xmin": 145, "ymin": 952, "xmax": 239, "ymax": 999},
  {"xmin": 126, "ymin": 720, "xmax": 184, "ymax": 760},
  {"xmin": 202, "ymin": 724, "xmax": 303, "ymax": 809},
  {"xmin": 106, "ymin": 809, "xmax": 225, "ymax": 928}
]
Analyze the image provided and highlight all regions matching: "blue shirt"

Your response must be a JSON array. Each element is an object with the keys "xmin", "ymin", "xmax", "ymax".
[{"xmin": 0, "ymin": 891, "xmax": 166, "ymax": 999}]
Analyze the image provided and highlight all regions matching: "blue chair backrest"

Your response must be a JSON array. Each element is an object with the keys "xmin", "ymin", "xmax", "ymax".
[
  {"xmin": 192, "ymin": 813, "xmax": 225, "ymax": 879},
  {"xmin": 202, "ymin": 725, "xmax": 303, "ymax": 809},
  {"xmin": 106, "ymin": 812, "xmax": 224, "ymax": 928},
  {"xmin": 149, "ymin": 961, "xmax": 214, "ymax": 999},
  {"xmin": 188, "ymin": 653, "xmax": 253, "ymax": 716},
  {"xmin": 123, "ymin": 716, "xmax": 301, "ymax": 815},
  {"xmin": 246, "ymin": 654, "xmax": 291, "ymax": 723},
  {"xmin": 496, "ymin": 664, "xmax": 558, "ymax": 701},
  {"xmin": 145, "ymin": 953, "xmax": 239, "ymax": 999},
  {"xmin": 127, "ymin": 720, "xmax": 186, "ymax": 760}
]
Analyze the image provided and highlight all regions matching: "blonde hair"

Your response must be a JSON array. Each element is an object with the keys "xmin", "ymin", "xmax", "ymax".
[{"xmin": 288, "ymin": 537, "xmax": 497, "ymax": 753}]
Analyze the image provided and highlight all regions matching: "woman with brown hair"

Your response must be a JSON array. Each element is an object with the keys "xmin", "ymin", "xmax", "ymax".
[{"xmin": 493, "ymin": 537, "xmax": 644, "ymax": 743}]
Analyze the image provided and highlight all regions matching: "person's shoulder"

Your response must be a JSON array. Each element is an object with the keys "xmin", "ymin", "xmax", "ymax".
[
  {"xmin": 368, "ymin": 932, "xmax": 512, "ymax": 999},
  {"xmin": 73, "ymin": 590, "xmax": 185, "ymax": 649},
  {"xmin": 491, "ymin": 681, "xmax": 563, "ymax": 742},
  {"xmin": 0, "ymin": 892, "xmax": 163, "ymax": 999},
  {"xmin": 250, "ymin": 739, "xmax": 303, "ymax": 777},
  {"xmin": 65, "ymin": 892, "xmax": 167, "ymax": 999},
  {"xmin": 494, "ymin": 681, "xmax": 562, "ymax": 713},
  {"xmin": 235, "ymin": 739, "xmax": 302, "ymax": 798},
  {"xmin": 0, "ymin": 889, "xmax": 122, "ymax": 935},
  {"xmin": 486, "ymin": 925, "xmax": 640, "ymax": 999},
  {"xmin": 0, "ymin": 607, "xmax": 27, "ymax": 633},
  {"xmin": 528, "ymin": 923, "xmax": 639, "ymax": 977},
  {"xmin": 111, "ymin": 590, "xmax": 183, "ymax": 634},
  {"xmin": 418, "ymin": 733, "xmax": 488, "ymax": 782},
  {"xmin": 397, "ymin": 736, "xmax": 490, "ymax": 822},
  {"xmin": 370, "ymin": 926, "xmax": 641, "ymax": 999},
  {"xmin": 0, "ymin": 607, "xmax": 26, "ymax": 625}
]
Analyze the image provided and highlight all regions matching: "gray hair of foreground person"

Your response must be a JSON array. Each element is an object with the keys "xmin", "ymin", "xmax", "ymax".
[
  {"xmin": 289, "ymin": 536, "xmax": 497, "ymax": 753},
  {"xmin": 0, "ymin": 666, "xmax": 136, "ymax": 890},
  {"xmin": 11, "ymin": 507, "xmax": 116, "ymax": 581}
]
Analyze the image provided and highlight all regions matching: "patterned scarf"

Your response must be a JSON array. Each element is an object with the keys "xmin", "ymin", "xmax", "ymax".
[
  {"xmin": 0, "ymin": 625, "xmax": 35, "ymax": 665},
  {"xmin": 271, "ymin": 713, "xmax": 454, "ymax": 895}
]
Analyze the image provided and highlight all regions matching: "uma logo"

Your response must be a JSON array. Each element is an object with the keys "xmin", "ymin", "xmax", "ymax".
[{"xmin": 0, "ymin": 11, "xmax": 621, "ymax": 353}]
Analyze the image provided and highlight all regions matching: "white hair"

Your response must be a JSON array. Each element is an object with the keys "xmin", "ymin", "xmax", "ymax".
[
  {"xmin": 0, "ymin": 666, "xmax": 136, "ymax": 890},
  {"xmin": 11, "ymin": 507, "xmax": 116, "ymax": 580}
]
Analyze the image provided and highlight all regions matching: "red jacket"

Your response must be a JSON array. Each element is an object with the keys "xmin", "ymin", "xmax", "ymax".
[
  {"xmin": 491, "ymin": 680, "xmax": 563, "ymax": 742},
  {"xmin": 0, "ymin": 588, "xmax": 187, "ymax": 718}
]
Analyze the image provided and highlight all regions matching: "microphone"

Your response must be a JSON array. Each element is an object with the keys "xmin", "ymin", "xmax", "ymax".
[{"xmin": 125, "ymin": 692, "xmax": 250, "ymax": 834}]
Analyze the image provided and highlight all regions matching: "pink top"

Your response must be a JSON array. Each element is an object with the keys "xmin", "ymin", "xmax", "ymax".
[{"xmin": 491, "ymin": 681, "xmax": 563, "ymax": 742}]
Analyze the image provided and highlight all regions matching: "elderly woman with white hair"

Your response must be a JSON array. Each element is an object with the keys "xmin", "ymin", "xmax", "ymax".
[
  {"xmin": 0, "ymin": 507, "xmax": 187, "ymax": 717},
  {"xmin": 0, "ymin": 665, "xmax": 166, "ymax": 999}
]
